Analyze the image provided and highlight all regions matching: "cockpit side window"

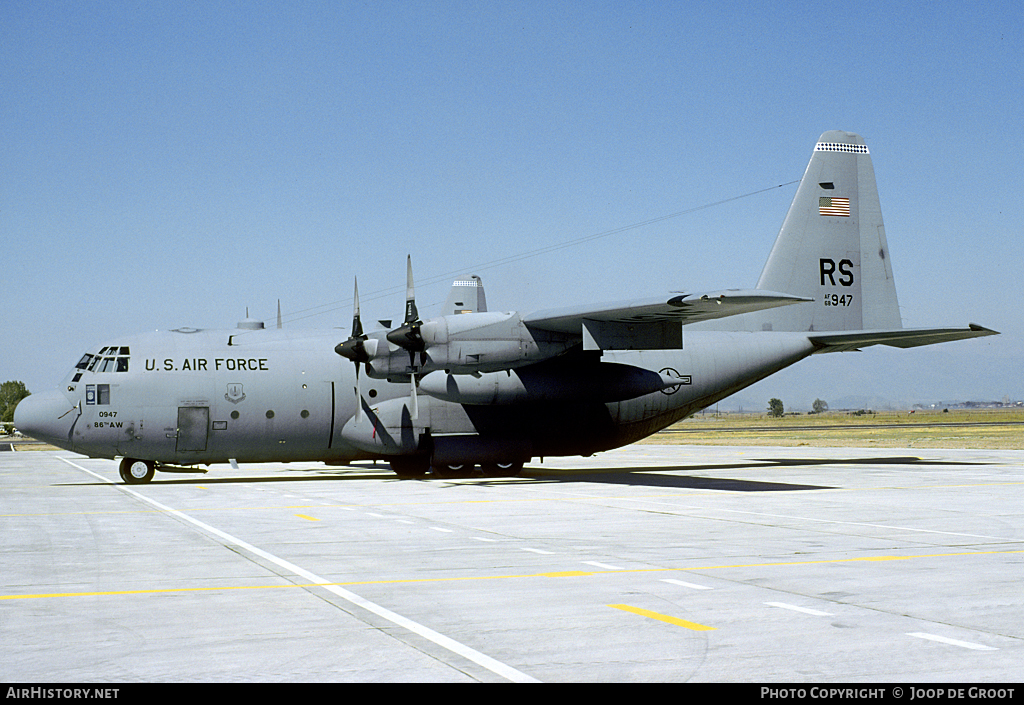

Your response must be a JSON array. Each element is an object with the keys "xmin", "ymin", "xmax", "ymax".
[
  {"xmin": 76, "ymin": 354, "xmax": 94, "ymax": 370},
  {"xmin": 116, "ymin": 357, "xmax": 129, "ymax": 372}
]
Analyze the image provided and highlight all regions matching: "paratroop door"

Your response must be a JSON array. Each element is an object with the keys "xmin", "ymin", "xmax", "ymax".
[{"xmin": 176, "ymin": 406, "xmax": 209, "ymax": 452}]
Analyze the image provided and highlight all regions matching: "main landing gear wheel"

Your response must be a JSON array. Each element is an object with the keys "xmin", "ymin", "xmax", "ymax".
[
  {"xmin": 119, "ymin": 458, "xmax": 155, "ymax": 485},
  {"xmin": 432, "ymin": 463, "xmax": 476, "ymax": 479},
  {"xmin": 388, "ymin": 456, "xmax": 429, "ymax": 479},
  {"xmin": 480, "ymin": 461, "xmax": 524, "ymax": 478}
]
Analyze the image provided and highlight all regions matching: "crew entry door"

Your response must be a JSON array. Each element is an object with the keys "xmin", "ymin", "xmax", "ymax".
[{"xmin": 176, "ymin": 406, "xmax": 209, "ymax": 452}]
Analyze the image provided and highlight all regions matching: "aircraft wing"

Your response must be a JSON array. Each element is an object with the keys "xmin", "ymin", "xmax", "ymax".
[
  {"xmin": 808, "ymin": 324, "xmax": 999, "ymax": 353},
  {"xmin": 524, "ymin": 289, "xmax": 810, "ymax": 350}
]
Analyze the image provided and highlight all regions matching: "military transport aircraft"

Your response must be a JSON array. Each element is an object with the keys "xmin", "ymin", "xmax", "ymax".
[{"xmin": 15, "ymin": 131, "xmax": 997, "ymax": 483}]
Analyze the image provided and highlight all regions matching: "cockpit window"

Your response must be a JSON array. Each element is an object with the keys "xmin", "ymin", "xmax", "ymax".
[{"xmin": 79, "ymin": 346, "xmax": 131, "ymax": 374}]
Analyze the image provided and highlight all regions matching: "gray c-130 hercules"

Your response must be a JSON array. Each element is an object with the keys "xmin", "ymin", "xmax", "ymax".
[{"xmin": 16, "ymin": 131, "xmax": 997, "ymax": 483}]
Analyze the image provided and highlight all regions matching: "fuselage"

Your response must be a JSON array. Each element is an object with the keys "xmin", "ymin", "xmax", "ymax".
[{"xmin": 17, "ymin": 322, "xmax": 817, "ymax": 469}]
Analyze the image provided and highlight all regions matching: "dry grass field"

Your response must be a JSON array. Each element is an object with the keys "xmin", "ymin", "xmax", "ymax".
[
  {"xmin": 7, "ymin": 409, "xmax": 1022, "ymax": 454},
  {"xmin": 644, "ymin": 408, "xmax": 1024, "ymax": 449}
]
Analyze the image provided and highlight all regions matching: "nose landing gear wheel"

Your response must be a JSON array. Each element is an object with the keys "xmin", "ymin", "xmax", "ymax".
[{"xmin": 119, "ymin": 458, "xmax": 155, "ymax": 484}]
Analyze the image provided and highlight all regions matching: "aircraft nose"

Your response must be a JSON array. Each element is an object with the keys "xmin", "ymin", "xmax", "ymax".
[{"xmin": 13, "ymin": 389, "xmax": 77, "ymax": 448}]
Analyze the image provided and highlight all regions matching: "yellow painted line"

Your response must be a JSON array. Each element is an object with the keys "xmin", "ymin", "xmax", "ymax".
[
  {"xmin": 609, "ymin": 604, "xmax": 715, "ymax": 631},
  {"xmin": 4, "ymin": 549, "xmax": 1023, "ymax": 602},
  {"xmin": 295, "ymin": 514, "xmax": 320, "ymax": 522}
]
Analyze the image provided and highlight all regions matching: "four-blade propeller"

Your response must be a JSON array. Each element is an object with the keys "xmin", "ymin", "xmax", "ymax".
[
  {"xmin": 335, "ymin": 255, "xmax": 423, "ymax": 420},
  {"xmin": 334, "ymin": 278, "xmax": 374, "ymax": 423}
]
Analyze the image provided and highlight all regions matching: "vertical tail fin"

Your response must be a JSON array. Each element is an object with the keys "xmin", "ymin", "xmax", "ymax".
[{"xmin": 743, "ymin": 131, "xmax": 902, "ymax": 332}]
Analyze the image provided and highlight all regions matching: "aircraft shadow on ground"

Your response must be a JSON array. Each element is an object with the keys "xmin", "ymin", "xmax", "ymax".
[
  {"xmin": 502, "ymin": 455, "xmax": 990, "ymax": 492},
  {"xmin": 61, "ymin": 456, "xmax": 988, "ymax": 490}
]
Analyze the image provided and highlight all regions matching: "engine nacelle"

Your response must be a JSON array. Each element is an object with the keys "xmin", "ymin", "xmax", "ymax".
[{"xmin": 364, "ymin": 311, "xmax": 576, "ymax": 378}]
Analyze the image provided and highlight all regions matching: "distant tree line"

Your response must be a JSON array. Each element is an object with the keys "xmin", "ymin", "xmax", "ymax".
[
  {"xmin": 1, "ymin": 381, "xmax": 30, "ymax": 424},
  {"xmin": 766, "ymin": 398, "xmax": 829, "ymax": 417}
]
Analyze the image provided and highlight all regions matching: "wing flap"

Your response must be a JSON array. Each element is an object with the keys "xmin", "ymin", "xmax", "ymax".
[{"xmin": 524, "ymin": 289, "xmax": 811, "ymax": 335}]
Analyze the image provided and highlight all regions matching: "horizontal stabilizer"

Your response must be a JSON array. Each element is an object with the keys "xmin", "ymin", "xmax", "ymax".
[{"xmin": 809, "ymin": 324, "xmax": 998, "ymax": 354}]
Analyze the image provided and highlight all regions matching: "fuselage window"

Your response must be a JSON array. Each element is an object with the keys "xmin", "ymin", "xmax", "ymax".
[{"xmin": 86, "ymin": 384, "xmax": 111, "ymax": 405}]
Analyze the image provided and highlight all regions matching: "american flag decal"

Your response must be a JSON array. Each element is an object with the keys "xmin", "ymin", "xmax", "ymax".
[{"xmin": 819, "ymin": 196, "xmax": 850, "ymax": 217}]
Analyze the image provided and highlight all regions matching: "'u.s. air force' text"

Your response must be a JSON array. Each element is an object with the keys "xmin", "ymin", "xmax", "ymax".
[{"xmin": 144, "ymin": 358, "xmax": 269, "ymax": 372}]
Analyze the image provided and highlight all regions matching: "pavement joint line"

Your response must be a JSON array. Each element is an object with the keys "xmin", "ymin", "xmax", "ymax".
[
  {"xmin": 702, "ymin": 506, "xmax": 1015, "ymax": 541},
  {"xmin": 53, "ymin": 456, "xmax": 540, "ymax": 684}
]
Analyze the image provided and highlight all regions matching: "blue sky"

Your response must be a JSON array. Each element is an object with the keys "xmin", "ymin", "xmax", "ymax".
[{"xmin": 3, "ymin": 1, "xmax": 1021, "ymax": 409}]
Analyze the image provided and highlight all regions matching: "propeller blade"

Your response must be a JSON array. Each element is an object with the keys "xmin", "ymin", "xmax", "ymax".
[
  {"xmin": 385, "ymin": 255, "xmax": 426, "ymax": 357},
  {"xmin": 351, "ymin": 277, "xmax": 364, "ymax": 338},
  {"xmin": 403, "ymin": 254, "xmax": 418, "ymax": 325},
  {"xmin": 336, "ymin": 278, "xmax": 370, "ymax": 363},
  {"xmin": 354, "ymin": 361, "xmax": 363, "ymax": 425}
]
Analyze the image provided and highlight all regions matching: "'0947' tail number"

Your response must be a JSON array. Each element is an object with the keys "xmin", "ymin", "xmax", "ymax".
[{"xmin": 824, "ymin": 294, "xmax": 854, "ymax": 307}]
